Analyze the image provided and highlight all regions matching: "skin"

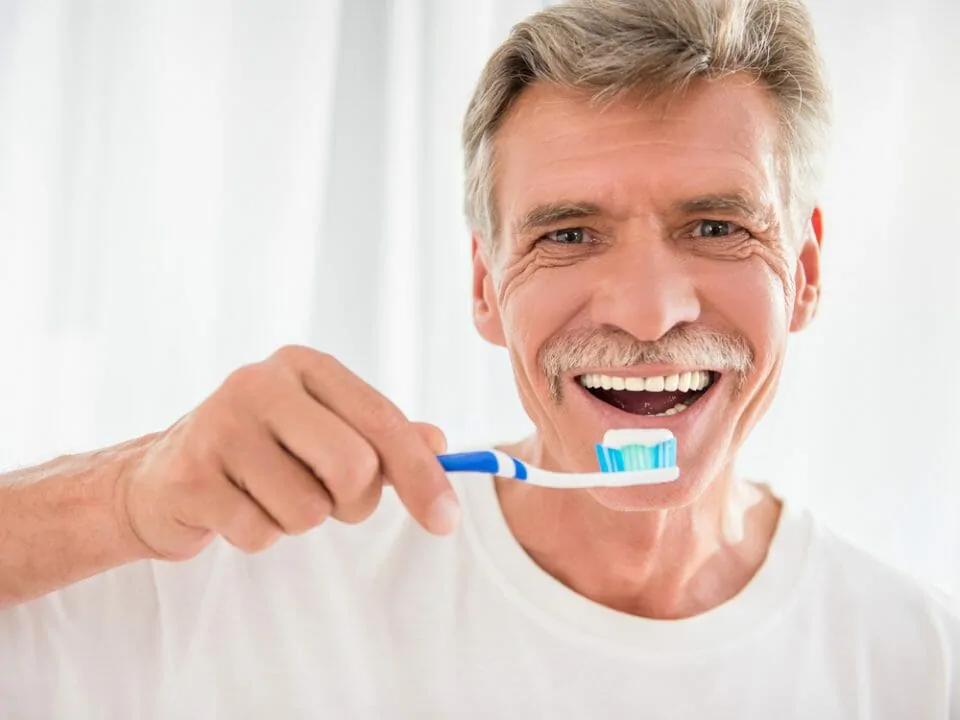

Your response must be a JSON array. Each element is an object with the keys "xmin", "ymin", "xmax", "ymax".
[
  {"xmin": 0, "ymin": 74, "xmax": 820, "ymax": 626},
  {"xmin": 0, "ymin": 348, "xmax": 460, "ymax": 608},
  {"xmin": 472, "ymin": 76, "xmax": 823, "ymax": 619}
]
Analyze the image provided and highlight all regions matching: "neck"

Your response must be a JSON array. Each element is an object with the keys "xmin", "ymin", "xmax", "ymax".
[{"xmin": 495, "ymin": 436, "xmax": 782, "ymax": 620}]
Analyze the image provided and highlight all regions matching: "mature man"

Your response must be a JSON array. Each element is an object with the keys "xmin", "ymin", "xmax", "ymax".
[{"xmin": 1, "ymin": 0, "xmax": 958, "ymax": 717}]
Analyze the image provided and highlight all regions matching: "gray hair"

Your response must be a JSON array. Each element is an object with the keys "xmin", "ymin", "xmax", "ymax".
[{"xmin": 462, "ymin": 0, "xmax": 831, "ymax": 246}]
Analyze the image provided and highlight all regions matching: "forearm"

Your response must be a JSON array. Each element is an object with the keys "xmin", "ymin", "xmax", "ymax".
[{"xmin": 0, "ymin": 436, "xmax": 155, "ymax": 609}]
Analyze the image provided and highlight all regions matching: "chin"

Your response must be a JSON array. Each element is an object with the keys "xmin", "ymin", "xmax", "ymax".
[{"xmin": 585, "ymin": 462, "xmax": 718, "ymax": 512}]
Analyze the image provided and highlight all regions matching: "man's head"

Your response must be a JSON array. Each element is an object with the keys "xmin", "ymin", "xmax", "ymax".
[{"xmin": 464, "ymin": 0, "xmax": 828, "ymax": 511}]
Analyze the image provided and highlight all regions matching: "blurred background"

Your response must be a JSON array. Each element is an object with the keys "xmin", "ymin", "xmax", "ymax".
[{"xmin": 1, "ymin": 0, "xmax": 957, "ymax": 595}]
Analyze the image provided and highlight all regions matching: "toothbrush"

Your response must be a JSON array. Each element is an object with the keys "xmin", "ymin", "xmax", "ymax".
[{"xmin": 436, "ymin": 428, "xmax": 679, "ymax": 489}]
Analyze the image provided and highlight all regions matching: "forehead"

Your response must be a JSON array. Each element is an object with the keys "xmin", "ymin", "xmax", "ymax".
[{"xmin": 493, "ymin": 76, "xmax": 784, "ymax": 232}]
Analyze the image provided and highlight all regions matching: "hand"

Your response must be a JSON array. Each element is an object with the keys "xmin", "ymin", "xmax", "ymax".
[{"xmin": 117, "ymin": 346, "xmax": 458, "ymax": 560}]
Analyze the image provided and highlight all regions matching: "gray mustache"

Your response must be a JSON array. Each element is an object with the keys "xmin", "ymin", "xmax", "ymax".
[{"xmin": 539, "ymin": 325, "xmax": 754, "ymax": 401}]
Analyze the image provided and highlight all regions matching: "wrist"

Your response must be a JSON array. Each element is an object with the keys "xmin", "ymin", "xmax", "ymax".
[{"xmin": 97, "ymin": 433, "xmax": 164, "ymax": 563}]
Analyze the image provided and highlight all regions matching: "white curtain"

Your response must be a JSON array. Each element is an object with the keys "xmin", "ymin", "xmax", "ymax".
[{"xmin": 1, "ymin": 0, "xmax": 957, "ymax": 596}]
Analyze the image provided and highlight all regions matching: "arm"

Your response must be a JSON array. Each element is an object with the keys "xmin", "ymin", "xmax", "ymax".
[
  {"xmin": 0, "ymin": 346, "xmax": 455, "ymax": 611},
  {"xmin": 0, "ymin": 436, "xmax": 154, "ymax": 609}
]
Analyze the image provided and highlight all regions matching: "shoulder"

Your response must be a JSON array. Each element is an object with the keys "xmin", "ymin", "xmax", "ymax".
[
  {"xmin": 790, "ymin": 511, "xmax": 960, "ymax": 711},
  {"xmin": 810, "ymin": 517, "xmax": 958, "ymax": 614},
  {"xmin": 804, "ymin": 513, "xmax": 960, "ymax": 653}
]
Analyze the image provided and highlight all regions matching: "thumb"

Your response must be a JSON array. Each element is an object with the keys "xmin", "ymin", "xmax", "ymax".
[{"xmin": 411, "ymin": 422, "xmax": 448, "ymax": 455}]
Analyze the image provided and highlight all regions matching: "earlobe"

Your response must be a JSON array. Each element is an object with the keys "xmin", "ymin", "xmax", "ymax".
[
  {"xmin": 790, "ymin": 209, "xmax": 823, "ymax": 332},
  {"xmin": 472, "ymin": 236, "xmax": 507, "ymax": 347}
]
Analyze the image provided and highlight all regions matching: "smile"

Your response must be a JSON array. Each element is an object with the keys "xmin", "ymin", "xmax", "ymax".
[{"xmin": 577, "ymin": 371, "xmax": 718, "ymax": 417}]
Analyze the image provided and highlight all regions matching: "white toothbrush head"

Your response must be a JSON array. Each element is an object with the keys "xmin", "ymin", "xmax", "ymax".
[
  {"xmin": 595, "ymin": 428, "xmax": 678, "ymax": 474},
  {"xmin": 601, "ymin": 428, "xmax": 675, "ymax": 448}
]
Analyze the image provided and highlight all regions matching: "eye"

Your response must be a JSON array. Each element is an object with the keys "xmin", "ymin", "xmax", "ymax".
[
  {"xmin": 540, "ymin": 227, "xmax": 590, "ymax": 245},
  {"xmin": 692, "ymin": 220, "xmax": 740, "ymax": 239}
]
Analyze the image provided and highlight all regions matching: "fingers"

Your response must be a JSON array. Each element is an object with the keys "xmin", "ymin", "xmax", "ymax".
[
  {"xmin": 221, "ymin": 427, "xmax": 334, "ymax": 534},
  {"xmin": 272, "ymin": 349, "xmax": 458, "ymax": 535},
  {"xmin": 261, "ymin": 389, "xmax": 383, "ymax": 525},
  {"xmin": 141, "ymin": 347, "xmax": 459, "ymax": 563},
  {"xmin": 181, "ymin": 477, "xmax": 285, "ymax": 554},
  {"xmin": 412, "ymin": 422, "xmax": 448, "ymax": 455}
]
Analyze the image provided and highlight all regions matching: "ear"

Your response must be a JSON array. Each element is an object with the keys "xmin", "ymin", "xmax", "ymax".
[
  {"xmin": 790, "ymin": 207, "xmax": 823, "ymax": 332},
  {"xmin": 472, "ymin": 235, "xmax": 507, "ymax": 347}
]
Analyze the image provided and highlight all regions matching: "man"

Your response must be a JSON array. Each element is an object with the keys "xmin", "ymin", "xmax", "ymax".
[{"xmin": 1, "ymin": 0, "xmax": 957, "ymax": 717}]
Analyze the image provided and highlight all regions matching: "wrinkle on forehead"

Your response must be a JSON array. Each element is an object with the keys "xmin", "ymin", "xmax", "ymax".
[
  {"xmin": 486, "ymin": 78, "xmax": 799, "ymax": 320},
  {"xmin": 492, "ymin": 76, "xmax": 789, "ymax": 245}
]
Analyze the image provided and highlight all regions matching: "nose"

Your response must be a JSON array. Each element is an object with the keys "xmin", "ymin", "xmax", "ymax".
[{"xmin": 590, "ymin": 237, "xmax": 701, "ymax": 342}]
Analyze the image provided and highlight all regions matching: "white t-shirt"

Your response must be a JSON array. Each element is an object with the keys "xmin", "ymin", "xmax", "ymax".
[{"xmin": 1, "ymin": 473, "xmax": 958, "ymax": 719}]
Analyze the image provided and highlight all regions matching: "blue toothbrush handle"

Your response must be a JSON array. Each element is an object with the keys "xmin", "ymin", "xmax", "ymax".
[
  {"xmin": 436, "ymin": 451, "xmax": 528, "ymax": 480},
  {"xmin": 436, "ymin": 451, "xmax": 501, "ymax": 474}
]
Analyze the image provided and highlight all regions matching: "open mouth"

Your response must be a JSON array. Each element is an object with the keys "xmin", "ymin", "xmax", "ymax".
[{"xmin": 577, "ymin": 371, "xmax": 718, "ymax": 417}]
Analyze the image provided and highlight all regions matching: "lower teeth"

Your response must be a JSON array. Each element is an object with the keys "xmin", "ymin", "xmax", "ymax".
[
  {"xmin": 654, "ymin": 402, "xmax": 689, "ymax": 418},
  {"xmin": 652, "ymin": 381, "xmax": 713, "ymax": 417}
]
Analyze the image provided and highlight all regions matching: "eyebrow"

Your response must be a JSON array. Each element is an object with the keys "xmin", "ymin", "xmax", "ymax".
[
  {"xmin": 514, "ymin": 201, "xmax": 603, "ymax": 236},
  {"xmin": 674, "ymin": 193, "xmax": 776, "ymax": 228},
  {"xmin": 512, "ymin": 192, "xmax": 778, "ymax": 237}
]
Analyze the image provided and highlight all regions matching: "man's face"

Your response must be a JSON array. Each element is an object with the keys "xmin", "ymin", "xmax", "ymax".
[{"xmin": 472, "ymin": 76, "xmax": 822, "ymax": 510}]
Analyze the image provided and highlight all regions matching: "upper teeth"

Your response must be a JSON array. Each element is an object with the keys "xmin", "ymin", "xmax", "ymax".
[{"xmin": 579, "ymin": 371, "xmax": 713, "ymax": 392}]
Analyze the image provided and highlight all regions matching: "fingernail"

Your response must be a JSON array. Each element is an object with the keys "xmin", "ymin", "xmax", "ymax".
[{"xmin": 427, "ymin": 492, "xmax": 461, "ymax": 535}]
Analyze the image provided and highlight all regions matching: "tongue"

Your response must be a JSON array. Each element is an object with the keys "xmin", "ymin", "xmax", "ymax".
[{"xmin": 588, "ymin": 388, "xmax": 697, "ymax": 415}]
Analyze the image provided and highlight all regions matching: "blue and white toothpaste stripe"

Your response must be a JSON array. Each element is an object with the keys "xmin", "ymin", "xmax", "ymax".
[{"xmin": 594, "ymin": 437, "xmax": 677, "ymax": 472}]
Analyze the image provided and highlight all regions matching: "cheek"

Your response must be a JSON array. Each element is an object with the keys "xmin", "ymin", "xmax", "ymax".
[
  {"xmin": 702, "ymin": 254, "xmax": 791, "ymax": 364},
  {"xmin": 498, "ymin": 263, "xmax": 590, "ymax": 357}
]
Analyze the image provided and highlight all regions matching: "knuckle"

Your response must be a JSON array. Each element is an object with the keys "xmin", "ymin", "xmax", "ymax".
[
  {"xmin": 305, "ymin": 350, "xmax": 344, "ymax": 384},
  {"xmin": 223, "ymin": 501, "xmax": 253, "ymax": 535},
  {"xmin": 222, "ymin": 503, "xmax": 265, "ymax": 542},
  {"xmin": 309, "ymin": 349, "xmax": 338, "ymax": 371},
  {"xmin": 231, "ymin": 522, "xmax": 280, "ymax": 554},
  {"xmin": 358, "ymin": 396, "xmax": 405, "ymax": 436},
  {"xmin": 396, "ymin": 457, "xmax": 445, "ymax": 495},
  {"xmin": 270, "ymin": 344, "xmax": 321, "ymax": 370},
  {"xmin": 333, "ymin": 483, "xmax": 382, "ymax": 525},
  {"xmin": 220, "ymin": 363, "xmax": 275, "ymax": 401},
  {"xmin": 348, "ymin": 443, "xmax": 381, "ymax": 487},
  {"xmin": 285, "ymin": 494, "xmax": 332, "ymax": 535},
  {"xmin": 409, "ymin": 456, "xmax": 440, "ymax": 483},
  {"xmin": 325, "ymin": 445, "xmax": 380, "ymax": 505},
  {"xmin": 235, "ymin": 529, "xmax": 279, "ymax": 554}
]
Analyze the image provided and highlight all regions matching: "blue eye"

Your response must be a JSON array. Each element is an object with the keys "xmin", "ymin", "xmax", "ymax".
[
  {"xmin": 543, "ymin": 228, "xmax": 588, "ymax": 244},
  {"xmin": 694, "ymin": 220, "xmax": 736, "ymax": 238}
]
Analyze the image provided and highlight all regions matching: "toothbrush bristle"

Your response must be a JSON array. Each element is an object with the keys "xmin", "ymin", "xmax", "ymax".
[{"xmin": 594, "ymin": 437, "xmax": 677, "ymax": 472}]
